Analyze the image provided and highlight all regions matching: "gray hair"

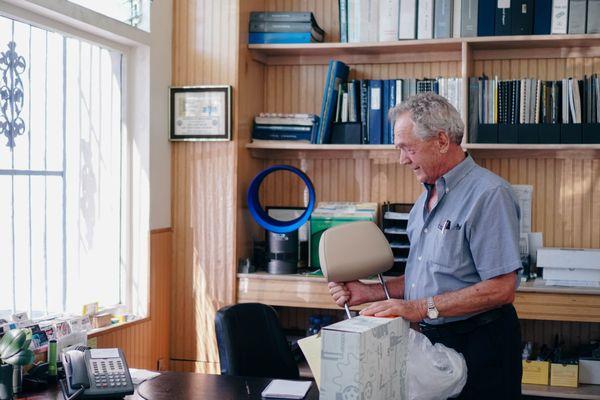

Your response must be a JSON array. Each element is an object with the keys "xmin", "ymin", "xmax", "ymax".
[{"xmin": 388, "ymin": 92, "xmax": 464, "ymax": 145}]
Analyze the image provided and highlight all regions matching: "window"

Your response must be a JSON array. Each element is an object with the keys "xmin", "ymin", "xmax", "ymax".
[
  {"xmin": 67, "ymin": 0, "xmax": 150, "ymax": 31},
  {"xmin": 0, "ymin": 15, "xmax": 126, "ymax": 318}
]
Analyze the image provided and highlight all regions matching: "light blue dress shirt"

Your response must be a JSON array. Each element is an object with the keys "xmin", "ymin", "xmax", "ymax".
[{"xmin": 404, "ymin": 154, "xmax": 522, "ymax": 325}]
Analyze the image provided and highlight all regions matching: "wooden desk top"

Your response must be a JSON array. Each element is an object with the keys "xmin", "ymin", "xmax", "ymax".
[{"xmin": 16, "ymin": 372, "xmax": 319, "ymax": 400}]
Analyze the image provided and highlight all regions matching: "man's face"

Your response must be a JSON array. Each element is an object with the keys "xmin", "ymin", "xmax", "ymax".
[{"xmin": 393, "ymin": 114, "xmax": 445, "ymax": 184}]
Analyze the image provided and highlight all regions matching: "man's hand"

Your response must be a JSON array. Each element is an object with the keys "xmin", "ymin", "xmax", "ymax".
[
  {"xmin": 359, "ymin": 299, "xmax": 426, "ymax": 322},
  {"xmin": 328, "ymin": 281, "xmax": 379, "ymax": 307}
]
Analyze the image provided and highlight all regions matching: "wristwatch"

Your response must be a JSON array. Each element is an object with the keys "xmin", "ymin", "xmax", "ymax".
[{"xmin": 426, "ymin": 296, "xmax": 439, "ymax": 320}]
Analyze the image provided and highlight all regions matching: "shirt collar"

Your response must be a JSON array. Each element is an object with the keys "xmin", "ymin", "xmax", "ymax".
[{"xmin": 423, "ymin": 153, "xmax": 475, "ymax": 194}]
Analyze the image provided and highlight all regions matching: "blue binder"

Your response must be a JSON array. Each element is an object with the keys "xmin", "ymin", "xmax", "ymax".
[
  {"xmin": 533, "ymin": 0, "xmax": 552, "ymax": 34},
  {"xmin": 317, "ymin": 60, "xmax": 350, "ymax": 144},
  {"xmin": 368, "ymin": 80, "xmax": 383, "ymax": 145}
]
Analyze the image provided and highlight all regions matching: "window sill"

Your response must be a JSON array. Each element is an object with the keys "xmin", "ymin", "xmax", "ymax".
[{"xmin": 87, "ymin": 316, "xmax": 150, "ymax": 338}]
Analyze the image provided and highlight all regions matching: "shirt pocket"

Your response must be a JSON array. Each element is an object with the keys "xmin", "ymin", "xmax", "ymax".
[{"xmin": 430, "ymin": 222, "xmax": 466, "ymax": 268}]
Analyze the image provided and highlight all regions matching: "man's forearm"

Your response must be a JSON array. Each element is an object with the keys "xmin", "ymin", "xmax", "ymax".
[{"xmin": 431, "ymin": 272, "xmax": 517, "ymax": 318}]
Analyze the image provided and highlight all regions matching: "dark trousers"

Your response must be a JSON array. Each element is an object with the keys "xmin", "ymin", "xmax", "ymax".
[{"xmin": 422, "ymin": 305, "xmax": 522, "ymax": 400}]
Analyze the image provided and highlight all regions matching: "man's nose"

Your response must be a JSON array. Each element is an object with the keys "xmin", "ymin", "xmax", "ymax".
[{"xmin": 399, "ymin": 149, "xmax": 410, "ymax": 165}]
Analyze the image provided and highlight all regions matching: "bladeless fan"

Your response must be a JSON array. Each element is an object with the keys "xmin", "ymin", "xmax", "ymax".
[{"xmin": 319, "ymin": 220, "xmax": 394, "ymax": 319}]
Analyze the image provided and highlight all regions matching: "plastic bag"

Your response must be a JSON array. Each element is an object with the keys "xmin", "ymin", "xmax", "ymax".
[{"xmin": 407, "ymin": 328, "xmax": 468, "ymax": 400}]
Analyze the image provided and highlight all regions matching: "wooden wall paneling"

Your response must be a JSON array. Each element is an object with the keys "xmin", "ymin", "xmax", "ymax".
[
  {"xmin": 521, "ymin": 320, "xmax": 600, "ymax": 349},
  {"xmin": 93, "ymin": 230, "xmax": 171, "ymax": 371},
  {"xmin": 171, "ymin": 0, "xmax": 239, "ymax": 373}
]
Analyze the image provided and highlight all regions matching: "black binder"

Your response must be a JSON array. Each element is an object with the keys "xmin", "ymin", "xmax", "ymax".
[
  {"xmin": 511, "ymin": 0, "xmax": 534, "ymax": 35},
  {"xmin": 495, "ymin": 0, "xmax": 512, "ymax": 35}
]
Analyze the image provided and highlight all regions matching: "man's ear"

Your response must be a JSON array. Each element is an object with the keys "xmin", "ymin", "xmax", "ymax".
[{"xmin": 438, "ymin": 131, "xmax": 450, "ymax": 154}]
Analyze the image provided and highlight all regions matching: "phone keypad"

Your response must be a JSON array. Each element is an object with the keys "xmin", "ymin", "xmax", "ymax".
[{"xmin": 91, "ymin": 358, "xmax": 129, "ymax": 388}]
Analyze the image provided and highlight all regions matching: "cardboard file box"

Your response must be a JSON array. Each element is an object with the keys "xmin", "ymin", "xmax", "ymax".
[
  {"xmin": 550, "ymin": 363, "xmax": 579, "ymax": 388},
  {"xmin": 522, "ymin": 360, "xmax": 550, "ymax": 385},
  {"xmin": 320, "ymin": 316, "xmax": 409, "ymax": 400},
  {"xmin": 579, "ymin": 358, "xmax": 600, "ymax": 385},
  {"xmin": 537, "ymin": 248, "xmax": 600, "ymax": 287}
]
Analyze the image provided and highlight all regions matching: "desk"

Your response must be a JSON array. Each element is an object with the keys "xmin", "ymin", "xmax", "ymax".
[{"xmin": 17, "ymin": 372, "xmax": 319, "ymax": 400}]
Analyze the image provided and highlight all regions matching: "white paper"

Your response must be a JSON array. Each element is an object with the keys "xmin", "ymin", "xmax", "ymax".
[
  {"xmin": 511, "ymin": 185, "xmax": 533, "ymax": 234},
  {"xmin": 261, "ymin": 379, "xmax": 312, "ymax": 399},
  {"xmin": 129, "ymin": 368, "xmax": 161, "ymax": 385}
]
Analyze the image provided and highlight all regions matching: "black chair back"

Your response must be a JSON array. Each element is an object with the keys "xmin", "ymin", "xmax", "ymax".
[{"xmin": 215, "ymin": 303, "xmax": 299, "ymax": 379}]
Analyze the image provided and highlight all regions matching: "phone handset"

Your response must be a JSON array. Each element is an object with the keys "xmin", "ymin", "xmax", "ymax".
[{"xmin": 62, "ymin": 350, "xmax": 89, "ymax": 400}]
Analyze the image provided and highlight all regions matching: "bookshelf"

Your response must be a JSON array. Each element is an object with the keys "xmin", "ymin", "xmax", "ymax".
[{"xmin": 248, "ymin": 33, "xmax": 600, "ymax": 151}]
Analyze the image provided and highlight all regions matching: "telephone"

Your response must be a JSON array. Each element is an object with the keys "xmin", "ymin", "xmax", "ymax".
[{"xmin": 60, "ymin": 348, "xmax": 134, "ymax": 399}]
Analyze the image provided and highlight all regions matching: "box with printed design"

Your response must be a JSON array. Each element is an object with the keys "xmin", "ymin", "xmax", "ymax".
[{"xmin": 320, "ymin": 316, "xmax": 409, "ymax": 400}]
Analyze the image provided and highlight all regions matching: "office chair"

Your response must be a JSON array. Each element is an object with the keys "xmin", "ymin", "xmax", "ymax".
[{"xmin": 215, "ymin": 303, "xmax": 300, "ymax": 379}]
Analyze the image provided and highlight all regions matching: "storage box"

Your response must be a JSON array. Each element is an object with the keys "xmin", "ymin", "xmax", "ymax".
[
  {"xmin": 320, "ymin": 316, "xmax": 409, "ymax": 400},
  {"xmin": 550, "ymin": 363, "xmax": 579, "ymax": 388},
  {"xmin": 310, "ymin": 202, "xmax": 378, "ymax": 268},
  {"xmin": 522, "ymin": 360, "xmax": 550, "ymax": 385},
  {"xmin": 579, "ymin": 358, "xmax": 600, "ymax": 385},
  {"xmin": 537, "ymin": 248, "xmax": 600, "ymax": 287}
]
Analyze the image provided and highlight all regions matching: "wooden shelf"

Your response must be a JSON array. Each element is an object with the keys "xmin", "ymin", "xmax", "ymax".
[
  {"xmin": 246, "ymin": 141, "xmax": 600, "ymax": 159},
  {"xmin": 249, "ymin": 34, "xmax": 600, "ymax": 65},
  {"xmin": 246, "ymin": 142, "xmax": 397, "ymax": 159},
  {"xmin": 237, "ymin": 273, "xmax": 600, "ymax": 322},
  {"xmin": 523, "ymin": 383, "xmax": 600, "ymax": 399}
]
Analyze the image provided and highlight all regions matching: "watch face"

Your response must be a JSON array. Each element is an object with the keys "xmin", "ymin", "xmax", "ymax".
[{"xmin": 427, "ymin": 308, "xmax": 439, "ymax": 319}]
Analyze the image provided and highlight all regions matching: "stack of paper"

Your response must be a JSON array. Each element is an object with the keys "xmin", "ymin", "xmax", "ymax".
[{"xmin": 261, "ymin": 379, "xmax": 312, "ymax": 399}]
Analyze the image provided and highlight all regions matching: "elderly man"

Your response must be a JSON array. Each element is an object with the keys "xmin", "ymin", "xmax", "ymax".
[{"xmin": 328, "ymin": 92, "xmax": 523, "ymax": 399}]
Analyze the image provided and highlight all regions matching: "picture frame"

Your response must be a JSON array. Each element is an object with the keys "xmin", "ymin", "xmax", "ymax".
[{"xmin": 169, "ymin": 85, "xmax": 232, "ymax": 141}]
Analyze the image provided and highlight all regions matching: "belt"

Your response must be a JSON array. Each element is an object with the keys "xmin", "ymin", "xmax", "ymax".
[{"xmin": 419, "ymin": 304, "xmax": 512, "ymax": 339}]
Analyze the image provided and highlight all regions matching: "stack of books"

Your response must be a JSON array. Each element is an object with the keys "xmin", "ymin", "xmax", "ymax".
[
  {"xmin": 251, "ymin": 113, "xmax": 320, "ymax": 143},
  {"xmin": 248, "ymin": 11, "xmax": 325, "ymax": 44},
  {"xmin": 338, "ymin": 0, "xmax": 600, "ymax": 42}
]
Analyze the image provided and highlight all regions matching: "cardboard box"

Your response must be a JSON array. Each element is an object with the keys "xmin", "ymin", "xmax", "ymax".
[
  {"xmin": 91, "ymin": 313, "xmax": 112, "ymax": 329},
  {"xmin": 579, "ymin": 358, "xmax": 600, "ymax": 385},
  {"xmin": 310, "ymin": 202, "xmax": 378, "ymax": 268},
  {"xmin": 550, "ymin": 363, "xmax": 579, "ymax": 388},
  {"xmin": 522, "ymin": 360, "xmax": 550, "ymax": 385},
  {"xmin": 537, "ymin": 248, "xmax": 600, "ymax": 287},
  {"xmin": 320, "ymin": 316, "xmax": 409, "ymax": 400}
]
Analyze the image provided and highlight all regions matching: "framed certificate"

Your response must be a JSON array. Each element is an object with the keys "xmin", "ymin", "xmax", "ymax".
[{"xmin": 169, "ymin": 85, "xmax": 232, "ymax": 141}]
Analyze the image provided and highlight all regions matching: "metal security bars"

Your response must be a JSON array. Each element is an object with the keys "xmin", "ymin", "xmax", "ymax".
[{"xmin": 0, "ymin": 15, "xmax": 124, "ymax": 318}]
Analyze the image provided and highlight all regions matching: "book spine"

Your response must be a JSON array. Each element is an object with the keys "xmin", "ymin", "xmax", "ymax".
[
  {"xmin": 418, "ymin": 0, "xmax": 435, "ymax": 39},
  {"xmin": 533, "ymin": 0, "xmax": 552, "ymax": 34},
  {"xmin": 340, "ymin": 0, "xmax": 348, "ymax": 42},
  {"xmin": 248, "ymin": 32, "xmax": 314, "ymax": 44},
  {"xmin": 461, "ymin": 0, "xmax": 479, "ymax": 36},
  {"xmin": 399, "ymin": 0, "xmax": 418, "ymax": 38},
  {"xmin": 453, "ymin": 0, "xmax": 462, "ymax": 36},
  {"xmin": 478, "ymin": 0, "xmax": 496, "ymax": 36},
  {"xmin": 368, "ymin": 0, "xmax": 380, "ymax": 42},
  {"xmin": 434, "ymin": 0, "xmax": 453, "ymax": 38},
  {"xmin": 511, "ymin": 0, "xmax": 534, "ymax": 34},
  {"xmin": 495, "ymin": 0, "xmax": 512, "ymax": 36},
  {"xmin": 249, "ymin": 11, "xmax": 313, "ymax": 22},
  {"xmin": 382, "ymin": 79, "xmax": 390, "ymax": 144},
  {"xmin": 567, "ymin": 0, "xmax": 587, "ymax": 33},
  {"xmin": 368, "ymin": 80, "xmax": 384, "ymax": 144},
  {"xmin": 588, "ymin": 0, "xmax": 600, "ymax": 33},
  {"xmin": 551, "ymin": 0, "xmax": 569, "ymax": 34},
  {"xmin": 379, "ymin": 0, "xmax": 400, "ymax": 41},
  {"xmin": 360, "ymin": 80, "xmax": 370, "ymax": 143},
  {"xmin": 348, "ymin": 0, "xmax": 361, "ymax": 42},
  {"xmin": 389, "ymin": 79, "xmax": 396, "ymax": 144}
]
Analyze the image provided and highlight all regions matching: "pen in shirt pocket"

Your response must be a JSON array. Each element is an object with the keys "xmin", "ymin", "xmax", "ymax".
[{"xmin": 438, "ymin": 220, "xmax": 461, "ymax": 234}]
